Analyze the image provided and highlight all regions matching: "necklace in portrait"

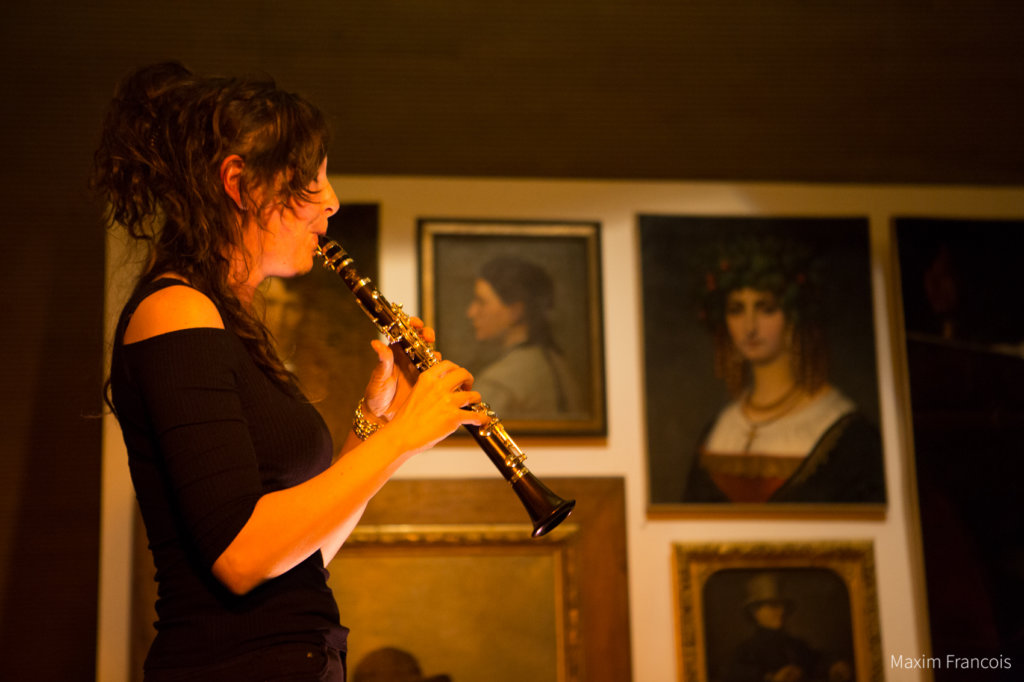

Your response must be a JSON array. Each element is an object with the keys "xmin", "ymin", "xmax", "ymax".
[{"xmin": 740, "ymin": 384, "xmax": 803, "ymax": 452}]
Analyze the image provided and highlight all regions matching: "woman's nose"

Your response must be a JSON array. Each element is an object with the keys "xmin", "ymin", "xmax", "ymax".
[
  {"xmin": 322, "ymin": 179, "xmax": 340, "ymax": 216},
  {"xmin": 741, "ymin": 311, "xmax": 757, "ymax": 335}
]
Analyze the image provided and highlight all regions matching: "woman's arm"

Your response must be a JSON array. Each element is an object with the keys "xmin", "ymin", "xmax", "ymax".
[
  {"xmin": 318, "ymin": 503, "xmax": 365, "ymax": 567},
  {"xmin": 213, "ymin": 356, "xmax": 483, "ymax": 594},
  {"xmin": 212, "ymin": 422, "xmax": 403, "ymax": 593},
  {"xmin": 128, "ymin": 285, "xmax": 487, "ymax": 595}
]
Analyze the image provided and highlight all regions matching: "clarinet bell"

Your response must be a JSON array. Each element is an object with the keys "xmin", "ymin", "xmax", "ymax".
[{"xmin": 512, "ymin": 473, "xmax": 576, "ymax": 537}]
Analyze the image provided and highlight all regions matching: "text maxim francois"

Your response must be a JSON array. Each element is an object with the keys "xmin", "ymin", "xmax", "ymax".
[{"xmin": 890, "ymin": 654, "xmax": 1012, "ymax": 672}]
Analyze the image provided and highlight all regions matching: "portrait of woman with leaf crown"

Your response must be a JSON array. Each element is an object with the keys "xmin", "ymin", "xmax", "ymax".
[{"xmin": 681, "ymin": 231, "xmax": 886, "ymax": 504}]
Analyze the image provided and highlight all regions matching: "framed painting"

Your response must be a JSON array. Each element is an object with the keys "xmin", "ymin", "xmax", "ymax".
[
  {"xmin": 255, "ymin": 203, "xmax": 380, "ymax": 446},
  {"xmin": 132, "ymin": 476, "xmax": 632, "ymax": 682},
  {"xmin": 894, "ymin": 217, "xmax": 1024, "ymax": 674},
  {"xmin": 419, "ymin": 219, "xmax": 606, "ymax": 436},
  {"xmin": 330, "ymin": 523, "xmax": 580, "ymax": 682},
  {"xmin": 343, "ymin": 477, "xmax": 631, "ymax": 682},
  {"xmin": 639, "ymin": 215, "xmax": 886, "ymax": 515},
  {"xmin": 673, "ymin": 541, "xmax": 882, "ymax": 682}
]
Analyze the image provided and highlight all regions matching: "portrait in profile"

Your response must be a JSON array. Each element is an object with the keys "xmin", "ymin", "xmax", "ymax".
[
  {"xmin": 419, "ymin": 219, "xmax": 606, "ymax": 436},
  {"xmin": 640, "ymin": 216, "xmax": 885, "ymax": 511}
]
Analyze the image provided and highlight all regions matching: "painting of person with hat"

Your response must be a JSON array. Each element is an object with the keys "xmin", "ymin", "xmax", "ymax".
[{"xmin": 713, "ymin": 572, "xmax": 853, "ymax": 682}]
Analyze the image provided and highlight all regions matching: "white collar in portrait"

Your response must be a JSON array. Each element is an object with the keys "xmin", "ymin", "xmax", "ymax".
[{"xmin": 703, "ymin": 387, "xmax": 856, "ymax": 458}]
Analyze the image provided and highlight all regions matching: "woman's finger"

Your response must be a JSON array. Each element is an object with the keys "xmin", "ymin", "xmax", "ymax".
[
  {"xmin": 454, "ymin": 390, "xmax": 483, "ymax": 408},
  {"xmin": 370, "ymin": 339, "xmax": 393, "ymax": 367},
  {"xmin": 424, "ymin": 360, "xmax": 472, "ymax": 389},
  {"xmin": 363, "ymin": 339, "xmax": 399, "ymax": 417},
  {"xmin": 409, "ymin": 316, "xmax": 437, "ymax": 344}
]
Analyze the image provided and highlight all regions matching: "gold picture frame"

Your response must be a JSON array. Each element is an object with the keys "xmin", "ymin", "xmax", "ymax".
[
  {"xmin": 673, "ymin": 541, "xmax": 882, "ymax": 682},
  {"xmin": 132, "ymin": 478, "xmax": 631, "ymax": 682},
  {"xmin": 349, "ymin": 477, "xmax": 632, "ymax": 682},
  {"xmin": 329, "ymin": 523, "xmax": 581, "ymax": 681}
]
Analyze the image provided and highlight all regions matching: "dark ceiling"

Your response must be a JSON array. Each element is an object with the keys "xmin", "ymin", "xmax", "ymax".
[{"xmin": 5, "ymin": 1, "xmax": 1022, "ymax": 187}]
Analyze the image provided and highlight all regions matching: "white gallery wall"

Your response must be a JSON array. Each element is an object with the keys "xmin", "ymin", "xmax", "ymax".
[{"xmin": 99, "ymin": 178, "xmax": 1024, "ymax": 681}]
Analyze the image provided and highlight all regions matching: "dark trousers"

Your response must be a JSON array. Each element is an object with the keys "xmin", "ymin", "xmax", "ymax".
[{"xmin": 145, "ymin": 642, "xmax": 346, "ymax": 681}]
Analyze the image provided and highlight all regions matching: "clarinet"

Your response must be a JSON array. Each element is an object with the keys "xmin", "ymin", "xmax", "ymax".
[{"xmin": 316, "ymin": 236, "xmax": 575, "ymax": 537}]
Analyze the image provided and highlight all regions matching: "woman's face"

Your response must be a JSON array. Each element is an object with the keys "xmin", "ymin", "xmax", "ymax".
[
  {"xmin": 467, "ymin": 279, "xmax": 520, "ymax": 342},
  {"xmin": 724, "ymin": 287, "xmax": 791, "ymax": 365},
  {"xmin": 248, "ymin": 157, "xmax": 339, "ymax": 283}
]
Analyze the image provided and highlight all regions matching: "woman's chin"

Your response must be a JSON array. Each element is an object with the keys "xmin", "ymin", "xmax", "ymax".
[{"xmin": 296, "ymin": 252, "xmax": 316, "ymax": 275}]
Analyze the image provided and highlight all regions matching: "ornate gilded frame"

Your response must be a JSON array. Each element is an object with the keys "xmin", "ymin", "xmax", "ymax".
[
  {"xmin": 330, "ymin": 523, "xmax": 581, "ymax": 681},
  {"xmin": 673, "ymin": 541, "xmax": 882, "ymax": 682},
  {"xmin": 351, "ymin": 477, "xmax": 631, "ymax": 682}
]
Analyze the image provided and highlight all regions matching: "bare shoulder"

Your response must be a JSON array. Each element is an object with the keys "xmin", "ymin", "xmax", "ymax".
[{"xmin": 124, "ymin": 283, "xmax": 225, "ymax": 344}]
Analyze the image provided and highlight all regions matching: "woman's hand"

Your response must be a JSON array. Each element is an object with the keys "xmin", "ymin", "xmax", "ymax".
[
  {"xmin": 361, "ymin": 317, "xmax": 436, "ymax": 422},
  {"xmin": 385, "ymin": 358, "xmax": 490, "ymax": 455},
  {"xmin": 359, "ymin": 317, "xmax": 489, "ymax": 452}
]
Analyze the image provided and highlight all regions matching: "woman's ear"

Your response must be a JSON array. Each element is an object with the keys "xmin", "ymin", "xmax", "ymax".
[{"xmin": 220, "ymin": 155, "xmax": 246, "ymax": 211}]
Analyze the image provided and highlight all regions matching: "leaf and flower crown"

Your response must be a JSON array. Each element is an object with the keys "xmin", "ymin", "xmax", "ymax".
[{"xmin": 693, "ymin": 232, "xmax": 828, "ymax": 395}]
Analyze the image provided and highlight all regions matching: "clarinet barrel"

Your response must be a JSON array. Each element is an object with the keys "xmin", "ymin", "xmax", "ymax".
[{"xmin": 316, "ymin": 236, "xmax": 575, "ymax": 537}]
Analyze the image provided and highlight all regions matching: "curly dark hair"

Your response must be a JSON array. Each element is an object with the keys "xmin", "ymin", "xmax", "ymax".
[
  {"xmin": 696, "ymin": 233, "xmax": 828, "ymax": 396},
  {"xmin": 93, "ymin": 60, "xmax": 330, "ymax": 394}
]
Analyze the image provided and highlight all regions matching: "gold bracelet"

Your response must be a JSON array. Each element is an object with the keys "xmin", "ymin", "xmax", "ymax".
[{"xmin": 352, "ymin": 397, "xmax": 381, "ymax": 441}]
